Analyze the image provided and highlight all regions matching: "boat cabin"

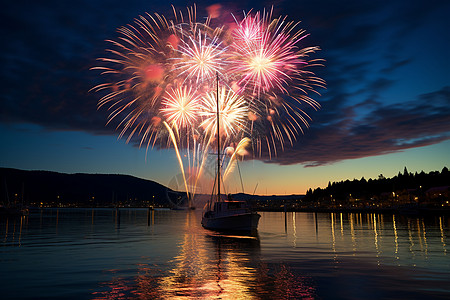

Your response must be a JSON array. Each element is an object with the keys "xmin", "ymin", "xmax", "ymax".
[
  {"xmin": 203, "ymin": 200, "xmax": 251, "ymax": 217},
  {"xmin": 214, "ymin": 201, "xmax": 246, "ymax": 211}
]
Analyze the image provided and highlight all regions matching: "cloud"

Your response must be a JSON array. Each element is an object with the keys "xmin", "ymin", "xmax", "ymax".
[
  {"xmin": 270, "ymin": 86, "xmax": 450, "ymax": 166},
  {"xmin": 381, "ymin": 58, "xmax": 412, "ymax": 74}
]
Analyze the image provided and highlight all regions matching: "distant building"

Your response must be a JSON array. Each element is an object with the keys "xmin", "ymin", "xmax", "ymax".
[{"xmin": 425, "ymin": 186, "xmax": 450, "ymax": 207}]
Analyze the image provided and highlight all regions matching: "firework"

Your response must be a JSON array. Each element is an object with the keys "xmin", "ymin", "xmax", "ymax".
[
  {"xmin": 92, "ymin": 5, "xmax": 325, "ymax": 201},
  {"xmin": 161, "ymin": 85, "xmax": 201, "ymax": 128},
  {"xmin": 228, "ymin": 11, "xmax": 296, "ymax": 94},
  {"xmin": 227, "ymin": 9, "xmax": 325, "ymax": 157},
  {"xmin": 200, "ymin": 86, "xmax": 248, "ymax": 139},
  {"xmin": 232, "ymin": 12, "xmax": 264, "ymax": 46},
  {"xmin": 172, "ymin": 30, "xmax": 228, "ymax": 84}
]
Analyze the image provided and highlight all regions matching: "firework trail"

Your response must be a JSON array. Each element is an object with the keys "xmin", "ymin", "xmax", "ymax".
[
  {"xmin": 92, "ymin": 5, "xmax": 324, "ymax": 201},
  {"xmin": 223, "ymin": 137, "xmax": 251, "ymax": 182}
]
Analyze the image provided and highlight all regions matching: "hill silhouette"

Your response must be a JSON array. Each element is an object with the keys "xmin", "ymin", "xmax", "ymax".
[{"xmin": 0, "ymin": 168, "xmax": 172, "ymax": 207}]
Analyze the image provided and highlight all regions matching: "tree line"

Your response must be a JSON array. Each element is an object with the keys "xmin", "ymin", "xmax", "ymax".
[{"xmin": 303, "ymin": 167, "xmax": 449, "ymax": 206}]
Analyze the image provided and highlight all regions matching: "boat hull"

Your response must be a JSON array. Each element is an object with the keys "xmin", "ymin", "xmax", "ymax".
[{"xmin": 202, "ymin": 212, "xmax": 260, "ymax": 231}]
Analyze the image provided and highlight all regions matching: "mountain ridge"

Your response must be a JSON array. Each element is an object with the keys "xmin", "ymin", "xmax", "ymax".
[{"xmin": 0, "ymin": 167, "xmax": 171, "ymax": 207}]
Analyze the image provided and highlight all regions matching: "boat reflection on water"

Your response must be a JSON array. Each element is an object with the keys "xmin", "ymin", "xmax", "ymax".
[
  {"xmin": 92, "ymin": 211, "xmax": 316, "ymax": 299},
  {"xmin": 197, "ymin": 233, "xmax": 262, "ymax": 298},
  {"xmin": 198, "ymin": 233, "xmax": 316, "ymax": 299}
]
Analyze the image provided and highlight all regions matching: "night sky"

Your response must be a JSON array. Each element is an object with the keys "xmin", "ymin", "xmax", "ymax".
[{"xmin": 1, "ymin": 0, "xmax": 449, "ymax": 195}]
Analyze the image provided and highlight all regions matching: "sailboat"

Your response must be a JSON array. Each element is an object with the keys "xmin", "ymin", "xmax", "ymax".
[{"xmin": 201, "ymin": 74, "xmax": 260, "ymax": 232}]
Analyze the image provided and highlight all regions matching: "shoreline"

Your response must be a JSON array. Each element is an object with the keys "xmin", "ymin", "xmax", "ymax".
[{"xmin": 21, "ymin": 206, "xmax": 450, "ymax": 215}]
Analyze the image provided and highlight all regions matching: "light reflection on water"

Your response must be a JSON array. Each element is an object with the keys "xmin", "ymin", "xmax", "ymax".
[{"xmin": 0, "ymin": 209, "xmax": 449, "ymax": 299}]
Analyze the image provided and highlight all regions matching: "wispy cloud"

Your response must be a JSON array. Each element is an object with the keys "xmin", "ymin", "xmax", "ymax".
[{"xmin": 271, "ymin": 86, "xmax": 450, "ymax": 166}]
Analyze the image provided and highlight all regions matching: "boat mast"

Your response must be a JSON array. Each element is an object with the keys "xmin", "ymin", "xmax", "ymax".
[{"xmin": 216, "ymin": 72, "xmax": 220, "ymax": 203}]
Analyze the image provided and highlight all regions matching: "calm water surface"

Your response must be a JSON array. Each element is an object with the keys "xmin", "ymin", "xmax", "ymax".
[{"xmin": 1, "ymin": 209, "xmax": 449, "ymax": 299}]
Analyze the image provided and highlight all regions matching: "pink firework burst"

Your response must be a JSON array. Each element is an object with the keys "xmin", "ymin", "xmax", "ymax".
[
  {"xmin": 232, "ymin": 11, "xmax": 263, "ymax": 46},
  {"xmin": 229, "ymin": 11, "xmax": 311, "ymax": 95}
]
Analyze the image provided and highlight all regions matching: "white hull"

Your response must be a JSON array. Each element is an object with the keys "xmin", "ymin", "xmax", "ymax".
[{"xmin": 202, "ymin": 212, "xmax": 260, "ymax": 231}]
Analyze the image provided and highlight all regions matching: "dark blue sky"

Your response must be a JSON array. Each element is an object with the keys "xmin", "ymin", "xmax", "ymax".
[{"xmin": 1, "ymin": 0, "xmax": 449, "ymax": 194}]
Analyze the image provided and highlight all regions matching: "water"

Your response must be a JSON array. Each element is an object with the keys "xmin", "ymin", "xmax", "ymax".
[{"xmin": 1, "ymin": 209, "xmax": 449, "ymax": 299}]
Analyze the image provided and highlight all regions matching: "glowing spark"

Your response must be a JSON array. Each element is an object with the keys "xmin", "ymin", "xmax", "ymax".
[
  {"xmin": 223, "ymin": 137, "xmax": 251, "ymax": 181},
  {"xmin": 200, "ymin": 87, "xmax": 248, "ymax": 138},
  {"xmin": 161, "ymin": 86, "xmax": 201, "ymax": 128},
  {"xmin": 173, "ymin": 31, "xmax": 227, "ymax": 83},
  {"xmin": 232, "ymin": 13, "xmax": 263, "ymax": 46}
]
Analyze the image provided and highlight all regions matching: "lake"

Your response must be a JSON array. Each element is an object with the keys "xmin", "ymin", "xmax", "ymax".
[{"xmin": 1, "ymin": 209, "xmax": 449, "ymax": 299}]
